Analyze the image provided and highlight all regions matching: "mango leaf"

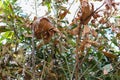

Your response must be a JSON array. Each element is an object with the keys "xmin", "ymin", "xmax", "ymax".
[
  {"xmin": 116, "ymin": 33, "xmax": 120, "ymax": 40},
  {"xmin": 100, "ymin": 29, "xmax": 108, "ymax": 39},
  {"xmin": 115, "ymin": 16, "xmax": 120, "ymax": 18},
  {"xmin": 0, "ymin": 1, "xmax": 3, "ymax": 14},
  {"xmin": 96, "ymin": 51, "xmax": 104, "ymax": 60},
  {"xmin": 2, "ymin": 0, "xmax": 15, "ymax": 17},
  {"xmin": 67, "ymin": 39, "xmax": 76, "ymax": 47},
  {"xmin": 0, "ymin": 26, "xmax": 11, "ymax": 33},
  {"xmin": 111, "ymin": 37, "xmax": 118, "ymax": 46},
  {"xmin": 42, "ymin": 0, "xmax": 51, "ymax": 12},
  {"xmin": 1, "ymin": 31, "xmax": 14, "ymax": 39},
  {"xmin": 58, "ymin": 6, "xmax": 67, "ymax": 11}
]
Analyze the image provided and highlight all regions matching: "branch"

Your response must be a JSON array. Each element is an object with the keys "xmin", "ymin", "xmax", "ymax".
[{"xmin": 31, "ymin": 23, "xmax": 36, "ymax": 80}]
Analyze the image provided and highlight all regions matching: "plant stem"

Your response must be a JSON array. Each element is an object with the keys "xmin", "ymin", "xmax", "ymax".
[
  {"xmin": 34, "ymin": 0, "xmax": 38, "ymax": 16},
  {"xmin": 31, "ymin": 25, "xmax": 36, "ymax": 80}
]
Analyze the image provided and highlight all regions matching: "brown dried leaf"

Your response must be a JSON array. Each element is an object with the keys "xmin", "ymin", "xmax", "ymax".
[
  {"xmin": 93, "ymin": 13, "xmax": 101, "ymax": 19},
  {"xmin": 99, "ymin": 18, "xmax": 106, "ymax": 24},
  {"xmin": 79, "ymin": 40, "xmax": 87, "ymax": 52},
  {"xmin": 80, "ymin": 1, "xmax": 94, "ymax": 24},
  {"xmin": 102, "ymin": 51, "xmax": 117, "ymax": 59},
  {"xmin": 59, "ymin": 10, "xmax": 69, "ymax": 19},
  {"xmin": 91, "ymin": 29, "xmax": 98, "ymax": 37},
  {"xmin": 31, "ymin": 17, "xmax": 62, "ymax": 43},
  {"xmin": 69, "ymin": 26, "xmax": 80, "ymax": 35},
  {"xmin": 82, "ymin": 25, "xmax": 90, "ymax": 36},
  {"xmin": 87, "ymin": 40, "xmax": 99, "ymax": 47},
  {"xmin": 78, "ymin": 39, "xmax": 94, "ymax": 52}
]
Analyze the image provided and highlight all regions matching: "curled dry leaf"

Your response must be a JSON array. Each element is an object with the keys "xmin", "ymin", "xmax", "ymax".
[
  {"xmin": 31, "ymin": 17, "xmax": 63, "ymax": 43},
  {"xmin": 80, "ymin": 0, "xmax": 94, "ymax": 24}
]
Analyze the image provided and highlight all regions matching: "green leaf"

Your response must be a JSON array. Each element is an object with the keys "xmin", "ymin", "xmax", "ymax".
[
  {"xmin": 1, "ymin": 31, "xmax": 14, "ymax": 39},
  {"xmin": 111, "ymin": 37, "xmax": 118, "ymax": 46},
  {"xmin": 115, "ymin": 16, "xmax": 120, "ymax": 18},
  {"xmin": 42, "ymin": 0, "xmax": 51, "ymax": 12},
  {"xmin": 0, "ymin": 26, "xmax": 11, "ymax": 33},
  {"xmin": 67, "ymin": 39, "xmax": 76, "ymax": 47},
  {"xmin": 58, "ymin": 6, "xmax": 67, "ymax": 11}
]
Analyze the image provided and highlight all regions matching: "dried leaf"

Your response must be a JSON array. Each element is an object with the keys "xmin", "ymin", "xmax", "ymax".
[
  {"xmin": 69, "ymin": 25, "xmax": 80, "ymax": 35},
  {"xmin": 59, "ymin": 10, "xmax": 69, "ymax": 19},
  {"xmin": 103, "ymin": 68, "xmax": 108, "ymax": 75},
  {"xmin": 79, "ymin": 39, "xmax": 91, "ymax": 52},
  {"xmin": 31, "ymin": 17, "xmax": 62, "ymax": 43},
  {"xmin": 99, "ymin": 18, "xmax": 106, "ymax": 24},
  {"xmin": 82, "ymin": 25, "xmax": 90, "ymax": 36},
  {"xmin": 93, "ymin": 13, "xmax": 101, "ymax": 19},
  {"xmin": 80, "ymin": 1, "xmax": 94, "ymax": 24},
  {"xmin": 87, "ymin": 40, "xmax": 99, "ymax": 47},
  {"xmin": 102, "ymin": 51, "xmax": 117, "ymax": 59},
  {"xmin": 91, "ymin": 29, "xmax": 98, "ymax": 37},
  {"xmin": 79, "ymin": 40, "xmax": 87, "ymax": 52}
]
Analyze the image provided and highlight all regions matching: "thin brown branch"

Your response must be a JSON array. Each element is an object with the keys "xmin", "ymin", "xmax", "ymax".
[
  {"xmin": 74, "ymin": 2, "xmax": 105, "ymax": 79},
  {"xmin": 31, "ymin": 25, "xmax": 36, "ymax": 80},
  {"xmin": 75, "ymin": 24, "xmax": 83, "ymax": 80}
]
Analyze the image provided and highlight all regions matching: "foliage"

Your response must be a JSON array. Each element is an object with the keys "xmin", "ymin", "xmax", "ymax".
[{"xmin": 0, "ymin": 0, "xmax": 120, "ymax": 80}]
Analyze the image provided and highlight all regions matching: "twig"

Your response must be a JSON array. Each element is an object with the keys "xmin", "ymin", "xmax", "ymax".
[
  {"xmin": 79, "ymin": 65, "xmax": 92, "ymax": 80},
  {"xmin": 75, "ymin": 24, "xmax": 83, "ymax": 80},
  {"xmin": 34, "ymin": 0, "xmax": 38, "ymax": 16},
  {"xmin": 30, "ymin": 0, "xmax": 38, "ymax": 79},
  {"xmin": 31, "ymin": 21, "xmax": 36, "ymax": 80},
  {"xmin": 74, "ymin": 2, "xmax": 105, "ymax": 80},
  {"xmin": 68, "ymin": 0, "xmax": 75, "ymax": 10}
]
